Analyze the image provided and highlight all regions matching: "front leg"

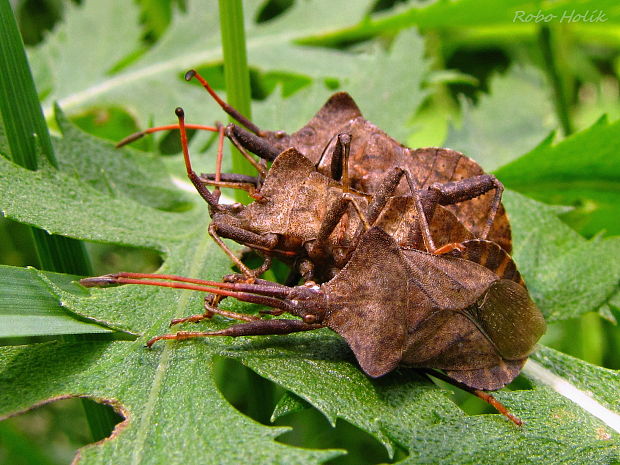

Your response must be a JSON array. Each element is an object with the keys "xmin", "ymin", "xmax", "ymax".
[
  {"xmin": 310, "ymin": 193, "xmax": 369, "ymax": 261},
  {"xmin": 209, "ymin": 222, "xmax": 278, "ymax": 279},
  {"xmin": 428, "ymin": 174, "xmax": 503, "ymax": 240}
]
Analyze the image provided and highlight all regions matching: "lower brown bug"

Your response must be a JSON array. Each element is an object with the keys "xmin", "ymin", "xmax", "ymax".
[{"xmin": 81, "ymin": 227, "xmax": 546, "ymax": 425}]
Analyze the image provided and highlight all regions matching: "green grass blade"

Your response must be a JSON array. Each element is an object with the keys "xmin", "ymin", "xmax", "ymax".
[
  {"xmin": 0, "ymin": 1, "xmax": 54, "ymax": 169},
  {"xmin": 219, "ymin": 0, "xmax": 254, "ymax": 201}
]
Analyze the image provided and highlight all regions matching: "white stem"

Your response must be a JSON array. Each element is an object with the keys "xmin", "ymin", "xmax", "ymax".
[{"xmin": 523, "ymin": 360, "xmax": 620, "ymax": 433}]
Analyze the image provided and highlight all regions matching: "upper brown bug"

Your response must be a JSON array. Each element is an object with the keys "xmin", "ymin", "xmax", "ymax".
[
  {"xmin": 173, "ymin": 106, "xmax": 506, "ymax": 283},
  {"xmin": 81, "ymin": 228, "xmax": 545, "ymax": 425},
  {"xmin": 117, "ymin": 71, "xmax": 511, "ymax": 253}
]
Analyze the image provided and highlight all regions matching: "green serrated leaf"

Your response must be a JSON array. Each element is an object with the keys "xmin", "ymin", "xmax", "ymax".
[
  {"xmin": 504, "ymin": 191, "xmax": 620, "ymax": 322},
  {"xmin": 496, "ymin": 117, "xmax": 620, "ymax": 236},
  {"xmin": 2, "ymin": 1, "xmax": 620, "ymax": 463},
  {"xmin": 2, "ymin": 120, "xmax": 619, "ymax": 462},
  {"xmin": 271, "ymin": 391, "xmax": 311, "ymax": 423},
  {"xmin": 32, "ymin": 0, "xmax": 380, "ymax": 130},
  {"xmin": 305, "ymin": 0, "xmax": 620, "ymax": 45},
  {"xmin": 253, "ymin": 28, "xmax": 428, "ymax": 143},
  {"xmin": 52, "ymin": 105, "xmax": 191, "ymax": 211},
  {"xmin": 0, "ymin": 128, "xmax": 340, "ymax": 462}
]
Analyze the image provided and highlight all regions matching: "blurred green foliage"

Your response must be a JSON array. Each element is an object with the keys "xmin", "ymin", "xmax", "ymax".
[{"xmin": 1, "ymin": 0, "xmax": 619, "ymax": 464}]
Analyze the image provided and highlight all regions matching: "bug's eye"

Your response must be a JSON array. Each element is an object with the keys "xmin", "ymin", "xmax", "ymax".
[{"xmin": 303, "ymin": 314, "xmax": 317, "ymax": 324}]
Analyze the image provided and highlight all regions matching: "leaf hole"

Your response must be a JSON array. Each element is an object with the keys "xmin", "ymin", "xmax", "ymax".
[{"xmin": 213, "ymin": 356, "xmax": 284, "ymax": 425}]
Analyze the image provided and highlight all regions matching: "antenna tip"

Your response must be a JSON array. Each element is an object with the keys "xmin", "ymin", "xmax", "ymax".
[
  {"xmin": 175, "ymin": 107, "xmax": 185, "ymax": 118},
  {"xmin": 184, "ymin": 70, "xmax": 197, "ymax": 81}
]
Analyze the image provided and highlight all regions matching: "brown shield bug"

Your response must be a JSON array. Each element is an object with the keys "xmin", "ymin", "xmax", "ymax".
[{"xmin": 81, "ymin": 227, "xmax": 545, "ymax": 425}]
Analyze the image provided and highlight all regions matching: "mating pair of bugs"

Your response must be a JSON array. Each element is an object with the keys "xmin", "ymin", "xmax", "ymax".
[{"xmin": 82, "ymin": 70, "xmax": 546, "ymax": 425}]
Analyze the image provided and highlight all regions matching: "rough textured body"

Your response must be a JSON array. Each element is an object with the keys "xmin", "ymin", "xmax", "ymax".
[
  {"xmin": 321, "ymin": 228, "xmax": 545, "ymax": 389},
  {"xmin": 258, "ymin": 93, "xmax": 511, "ymax": 252},
  {"xmin": 212, "ymin": 148, "xmax": 477, "ymax": 281}
]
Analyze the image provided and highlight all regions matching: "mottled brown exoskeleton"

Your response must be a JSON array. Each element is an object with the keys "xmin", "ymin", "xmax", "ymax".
[
  {"xmin": 118, "ymin": 70, "xmax": 511, "ymax": 253},
  {"xmin": 172, "ymin": 106, "xmax": 506, "ymax": 284},
  {"xmin": 81, "ymin": 227, "xmax": 545, "ymax": 425}
]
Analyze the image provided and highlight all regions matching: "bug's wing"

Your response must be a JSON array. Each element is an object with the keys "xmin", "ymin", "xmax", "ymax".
[
  {"xmin": 323, "ymin": 227, "xmax": 412, "ymax": 378},
  {"xmin": 257, "ymin": 148, "xmax": 316, "ymax": 199},
  {"xmin": 401, "ymin": 247, "xmax": 499, "ymax": 312},
  {"xmin": 374, "ymin": 198, "xmax": 474, "ymax": 250},
  {"xmin": 474, "ymin": 279, "xmax": 547, "ymax": 360}
]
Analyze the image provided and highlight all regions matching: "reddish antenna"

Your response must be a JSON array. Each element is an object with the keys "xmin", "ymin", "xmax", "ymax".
[{"xmin": 185, "ymin": 69, "xmax": 263, "ymax": 136}]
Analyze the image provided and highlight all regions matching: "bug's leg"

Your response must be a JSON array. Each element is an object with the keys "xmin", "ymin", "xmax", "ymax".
[
  {"xmin": 422, "ymin": 369, "xmax": 522, "ymax": 426},
  {"xmin": 426, "ymin": 175, "xmax": 504, "ymax": 240},
  {"xmin": 413, "ymin": 175, "xmax": 503, "ymax": 254},
  {"xmin": 253, "ymin": 255, "xmax": 273, "ymax": 277},
  {"xmin": 224, "ymin": 124, "xmax": 269, "ymax": 177},
  {"xmin": 314, "ymin": 133, "xmax": 339, "ymax": 174},
  {"xmin": 221, "ymin": 273, "xmax": 291, "ymax": 291},
  {"xmin": 208, "ymin": 222, "xmax": 278, "ymax": 279},
  {"xmin": 412, "ymin": 186, "xmax": 442, "ymax": 254},
  {"xmin": 310, "ymin": 196, "xmax": 361, "ymax": 259},
  {"xmin": 146, "ymin": 319, "xmax": 325, "ymax": 348},
  {"xmin": 256, "ymin": 158, "xmax": 268, "ymax": 189},
  {"xmin": 200, "ymin": 173, "xmax": 259, "ymax": 186},
  {"xmin": 211, "ymin": 122, "xmax": 226, "ymax": 199},
  {"xmin": 199, "ymin": 174, "xmax": 265, "ymax": 201},
  {"xmin": 327, "ymin": 133, "xmax": 350, "ymax": 184},
  {"xmin": 186, "ymin": 69, "xmax": 283, "ymax": 164},
  {"xmin": 170, "ymin": 295, "xmax": 261, "ymax": 326},
  {"xmin": 81, "ymin": 272, "xmax": 296, "ymax": 318},
  {"xmin": 430, "ymin": 242, "xmax": 466, "ymax": 255},
  {"xmin": 364, "ymin": 167, "xmax": 410, "ymax": 225},
  {"xmin": 326, "ymin": 163, "xmax": 414, "ymax": 244},
  {"xmin": 225, "ymin": 124, "xmax": 281, "ymax": 164}
]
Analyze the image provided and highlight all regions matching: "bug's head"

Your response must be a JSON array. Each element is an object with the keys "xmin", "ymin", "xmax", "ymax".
[{"xmin": 286, "ymin": 281, "xmax": 328, "ymax": 324}]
